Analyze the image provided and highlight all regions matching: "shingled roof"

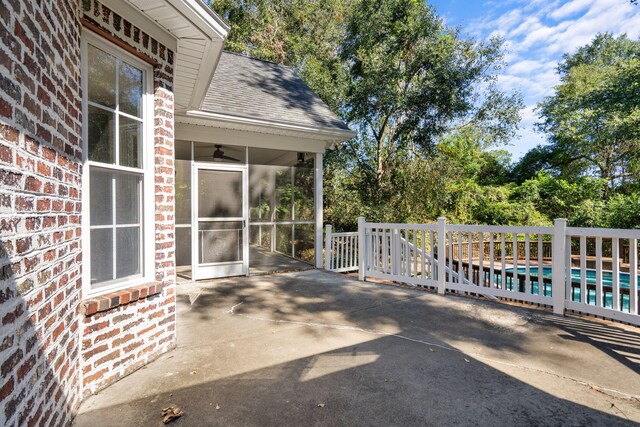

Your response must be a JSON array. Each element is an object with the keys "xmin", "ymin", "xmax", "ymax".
[{"xmin": 199, "ymin": 51, "xmax": 352, "ymax": 132}]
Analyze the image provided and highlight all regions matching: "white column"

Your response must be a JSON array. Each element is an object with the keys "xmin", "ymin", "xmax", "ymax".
[
  {"xmin": 315, "ymin": 152, "xmax": 323, "ymax": 268},
  {"xmin": 270, "ymin": 168, "xmax": 276, "ymax": 253}
]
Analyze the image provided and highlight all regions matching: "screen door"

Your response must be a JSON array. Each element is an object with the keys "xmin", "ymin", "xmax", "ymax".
[{"xmin": 191, "ymin": 164, "xmax": 248, "ymax": 280}]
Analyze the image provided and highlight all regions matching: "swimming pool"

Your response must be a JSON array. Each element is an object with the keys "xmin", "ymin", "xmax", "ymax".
[{"xmin": 494, "ymin": 266, "xmax": 637, "ymax": 312}]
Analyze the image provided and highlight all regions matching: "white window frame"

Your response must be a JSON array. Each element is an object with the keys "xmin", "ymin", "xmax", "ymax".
[{"xmin": 81, "ymin": 30, "xmax": 155, "ymax": 297}]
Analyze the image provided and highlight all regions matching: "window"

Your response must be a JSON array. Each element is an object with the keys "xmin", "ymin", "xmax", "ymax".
[{"xmin": 82, "ymin": 33, "xmax": 153, "ymax": 295}]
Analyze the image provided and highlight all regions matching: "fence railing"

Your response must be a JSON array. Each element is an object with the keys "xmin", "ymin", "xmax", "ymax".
[
  {"xmin": 325, "ymin": 217, "xmax": 640, "ymax": 326},
  {"xmin": 324, "ymin": 225, "xmax": 359, "ymax": 272}
]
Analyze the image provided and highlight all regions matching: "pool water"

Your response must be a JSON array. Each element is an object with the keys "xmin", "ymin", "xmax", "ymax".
[{"xmin": 493, "ymin": 266, "xmax": 637, "ymax": 312}]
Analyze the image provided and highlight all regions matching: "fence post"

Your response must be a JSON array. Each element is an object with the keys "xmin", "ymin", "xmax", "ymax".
[
  {"xmin": 552, "ymin": 218, "xmax": 567, "ymax": 315},
  {"xmin": 357, "ymin": 216, "xmax": 365, "ymax": 281},
  {"xmin": 325, "ymin": 224, "xmax": 332, "ymax": 270},
  {"xmin": 391, "ymin": 228, "xmax": 400, "ymax": 276},
  {"xmin": 437, "ymin": 217, "xmax": 447, "ymax": 295}
]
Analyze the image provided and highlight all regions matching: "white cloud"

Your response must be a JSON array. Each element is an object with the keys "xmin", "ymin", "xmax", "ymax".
[
  {"xmin": 469, "ymin": 0, "xmax": 640, "ymax": 158},
  {"xmin": 549, "ymin": 0, "xmax": 592, "ymax": 20},
  {"xmin": 508, "ymin": 59, "xmax": 544, "ymax": 74}
]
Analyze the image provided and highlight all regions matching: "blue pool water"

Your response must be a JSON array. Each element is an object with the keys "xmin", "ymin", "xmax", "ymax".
[{"xmin": 494, "ymin": 266, "xmax": 637, "ymax": 312}]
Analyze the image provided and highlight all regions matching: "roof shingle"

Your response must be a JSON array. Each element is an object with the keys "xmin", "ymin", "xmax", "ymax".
[{"xmin": 199, "ymin": 51, "xmax": 351, "ymax": 132}]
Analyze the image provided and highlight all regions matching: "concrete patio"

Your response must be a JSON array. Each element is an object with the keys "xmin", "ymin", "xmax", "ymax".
[{"xmin": 73, "ymin": 270, "xmax": 640, "ymax": 426}]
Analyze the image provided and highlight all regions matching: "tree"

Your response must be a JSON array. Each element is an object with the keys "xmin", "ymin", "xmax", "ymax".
[
  {"xmin": 536, "ymin": 33, "xmax": 640, "ymax": 195},
  {"xmin": 338, "ymin": 0, "xmax": 522, "ymax": 190}
]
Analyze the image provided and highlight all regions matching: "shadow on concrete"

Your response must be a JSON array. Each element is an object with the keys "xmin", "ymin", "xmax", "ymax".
[
  {"xmin": 73, "ymin": 271, "xmax": 640, "ymax": 425},
  {"xmin": 72, "ymin": 336, "xmax": 637, "ymax": 426},
  {"xmin": 537, "ymin": 314, "xmax": 640, "ymax": 375}
]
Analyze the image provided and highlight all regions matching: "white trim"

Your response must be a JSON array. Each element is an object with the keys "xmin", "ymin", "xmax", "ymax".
[
  {"xmin": 249, "ymin": 221, "xmax": 315, "ymax": 226},
  {"xmin": 171, "ymin": 0, "xmax": 229, "ymax": 39},
  {"xmin": 81, "ymin": 30, "xmax": 155, "ymax": 298},
  {"xmin": 180, "ymin": 110, "xmax": 356, "ymax": 144},
  {"xmin": 315, "ymin": 153, "xmax": 323, "ymax": 268},
  {"xmin": 98, "ymin": 0, "xmax": 178, "ymax": 50}
]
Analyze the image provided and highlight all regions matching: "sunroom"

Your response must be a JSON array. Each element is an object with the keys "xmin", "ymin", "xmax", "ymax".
[{"xmin": 174, "ymin": 52, "xmax": 355, "ymax": 281}]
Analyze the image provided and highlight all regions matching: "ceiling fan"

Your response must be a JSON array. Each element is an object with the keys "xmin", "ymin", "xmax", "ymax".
[{"xmin": 195, "ymin": 145, "xmax": 240, "ymax": 162}]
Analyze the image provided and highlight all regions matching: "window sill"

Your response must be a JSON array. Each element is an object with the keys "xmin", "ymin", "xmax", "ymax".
[{"xmin": 82, "ymin": 282, "xmax": 165, "ymax": 316}]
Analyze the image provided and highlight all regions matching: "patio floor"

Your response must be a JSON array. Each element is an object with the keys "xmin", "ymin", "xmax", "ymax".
[{"xmin": 73, "ymin": 270, "xmax": 640, "ymax": 426}]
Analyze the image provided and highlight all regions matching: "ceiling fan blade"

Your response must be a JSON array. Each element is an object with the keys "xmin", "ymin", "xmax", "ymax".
[{"xmin": 222, "ymin": 155, "xmax": 240, "ymax": 162}]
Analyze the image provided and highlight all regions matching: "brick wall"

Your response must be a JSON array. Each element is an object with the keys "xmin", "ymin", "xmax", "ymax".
[
  {"xmin": 79, "ymin": 0, "xmax": 177, "ymax": 396},
  {"xmin": 1, "ymin": 0, "xmax": 177, "ymax": 424},
  {"xmin": 0, "ymin": 1, "xmax": 84, "ymax": 426}
]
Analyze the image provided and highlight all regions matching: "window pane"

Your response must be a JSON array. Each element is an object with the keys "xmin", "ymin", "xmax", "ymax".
[
  {"xmin": 116, "ymin": 227, "xmax": 140, "ymax": 278},
  {"xmin": 88, "ymin": 44, "xmax": 116, "ymax": 108},
  {"xmin": 118, "ymin": 61, "xmax": 143, "ymax": 117},
  {"xmin": 119, "ymin": 116, "xmax": 141, "ymax": 168},
  {"xmin": 115, "ymin": 172, "xmax": 141, "ymax": 225},
  {"xmin": 91, "ymin": 228, "xmax": 113, "ymax": 285},
  {"xmin": 90, "ymin": 169, "xmax": 113, "ymax": 226},
  {"xmin": 88, "ymin": 105, "xmax": 114, "ymax": 163}
]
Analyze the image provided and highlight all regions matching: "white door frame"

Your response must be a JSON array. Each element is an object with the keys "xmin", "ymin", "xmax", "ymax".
[{"xmin": 191, "ymin": 162, "xmax": 249, "ymax": 280}]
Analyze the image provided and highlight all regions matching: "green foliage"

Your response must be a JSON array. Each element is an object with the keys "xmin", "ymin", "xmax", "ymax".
[
  {"xmin": 602, "ymin": 192, "xmax": 640, "ymax": 229},
  {"xmin": 536, "ymin": 34, "xmax": 640, "ymax": 192}
]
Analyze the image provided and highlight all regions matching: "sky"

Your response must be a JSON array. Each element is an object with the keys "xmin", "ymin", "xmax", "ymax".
[{"xmin": 429, "ymin": 0, "xmax": 640, "ymax": 160}]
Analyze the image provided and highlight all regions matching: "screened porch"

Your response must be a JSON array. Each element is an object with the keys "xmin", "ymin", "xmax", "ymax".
[{"xmin": 174, "ymin": 140, "xmax": 320, "ymax": 281}]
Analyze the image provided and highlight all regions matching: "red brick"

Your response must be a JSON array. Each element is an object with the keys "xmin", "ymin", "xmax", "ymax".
[
  {"xmin": 112, "ymin": 333, "xmax": 134, "ymax": 348},
  {"xmin": 94, "ymin": 349, "xmax": 121, "ymax": 367},
  {"xmin": 82, "ymin": 343, "xmax": 108, "ymax": 360},
  {"xmin": 16, "ymin": 354, "xmax": 36, "ymax": 382},
  {"xmin": 93, "ymin": 328, "xmax": 120, "ymax": 344},
  {"xmin": 1, "ymin": 349, "xmax": 23, "ymax": 376},
  {"xmin": 0, "ymin": 377, "xmax": 14, "ymax": 402},
  {"xmin": 0, "ymin": 98, "xmax": 12, "ymax": 118},
  {"xmin": 83, "ymin": 368, "xmax": 109, "ymax": 387}
]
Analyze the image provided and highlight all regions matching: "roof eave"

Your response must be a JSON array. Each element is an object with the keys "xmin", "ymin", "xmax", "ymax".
[
  {"xmin": 125, "ymin": 0, "xmax": 229, "ymax": 111},
  {"xmin": 180, "ymin": 110, "xmax": 357, "ymax": 146}
]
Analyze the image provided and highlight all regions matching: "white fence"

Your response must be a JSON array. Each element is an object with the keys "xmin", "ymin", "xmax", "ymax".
[
  {"xmin": 325, "ymin": 217, "xmax": 640, "ymax": 326},
  {"xmin": 324, "ymin": 225, "xmax": 359, "ymax": 272}
]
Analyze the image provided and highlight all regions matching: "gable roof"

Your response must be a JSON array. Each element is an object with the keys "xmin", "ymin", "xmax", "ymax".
[{"xmin": 198, "ymin": 52, "xmax": 353, "ymax": 134}]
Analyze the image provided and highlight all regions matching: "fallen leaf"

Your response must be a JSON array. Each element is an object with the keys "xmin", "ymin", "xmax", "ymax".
[
  {"xmin": 429, "ymin": 348, "xmax": 434, "ymax": 352},
  {"xmin": 161, "ymin": 406, "xmax": 185, "ymax": 424},
  {"xmin": 463, "ymin": 358, "xmax": 470, "ymax": 363},
  {"xmin": 190, "ymin": 371, "xmax": 196, "ymax": 375},
  {"xmin": 317, "ymin": 404, "xmax": 325, "ymax": 408},
  {"xmin": 216, "ymin": 404, "xmax": 221, "ymax": 410}
]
